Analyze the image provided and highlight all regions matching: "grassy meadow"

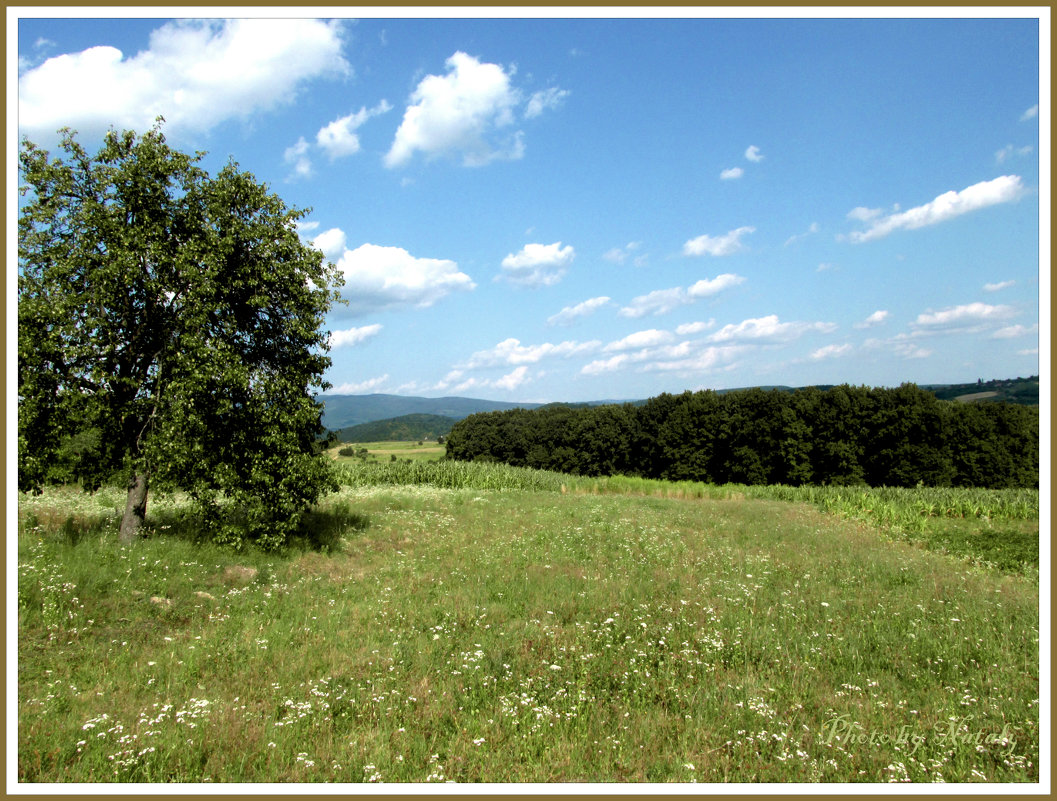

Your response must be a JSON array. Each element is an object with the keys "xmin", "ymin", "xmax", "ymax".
[
  {"xmin": 17, "ymin": 462, "xmax": 1040, "ymax": 783},
  {"xmin": 330, "ymin": 441, "xmax": 446, "ymax": 463}
]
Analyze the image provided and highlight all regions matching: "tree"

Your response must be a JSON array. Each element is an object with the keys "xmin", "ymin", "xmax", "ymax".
[{"xmin": 18, "ymin": 123, "xmax": 343, "ymax": 548}]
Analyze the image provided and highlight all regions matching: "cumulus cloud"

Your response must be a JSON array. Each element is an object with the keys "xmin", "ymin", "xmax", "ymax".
[
  {"xmin": 312, "ymin": 227, "xmax": 348, "ymax": 261},
  {"xmin": 643, "ymin": 344, "xmax": 748, "ymax": 375},
  {"xmin": 284, "ymin": 137, "xmax": 313, "ymax": 179},
  {"xmin": 992, "ymin": 323, "xmax": 1038, "ymax": 339},
  {"xmin": 675, "ymin": 320, "xmax": 716, "ymax": 336},
  {"xmin": 464, "ymin": 337, "xmax": 600, "ymax": 369},
  {"xmin": 547, "ymin": 296, "xmax": 611, "ymax": 326},
  {"xmin": 499, "ymin": 242, "xmax": 575, "ymax": 288},
  {"xmin": 707, "ymin": 314, "xmax": 836, "ymax": 344},
  {"xmin": 603, "ymin": 329, "xmax": 674, "ymax": 352},
  {"xmin": 984, "ymin": 280, "xmax": 1015, "ymax": 292},
  {"xmin": 333, "ymin": 241, "xmax": 475, "ymax": 314},
  {"xmin": 854, "ymin": 310, "xmax": 889, "ymax": 329},
  {"xmin": 995, "ymin": 144, "xmax": 1033, "ymax": 164},
  {"xmin": 862, "ymin": 338, "xmax": 933, "ymax": 360},
  {"xmin": 619, "ymin": 287, "xmax": 691, "ymax": 319},
  {"xmin": 525, "ymin": 87, "xmax": 570, "ymax": 118},
  {"xmin": 1021, "ymin": 104, "xmax": 1039, "ymax": 121},
  {"xmin": 18, "ymin": 18, "xmax": 348, "ymax": 140},
  {"xmin": 744, "ymin": 145, "xmax": 764, "ymax": 162},
  {"xmin": 444, "ymin": 366, "xmax": 533, "ymax": 394},
  {"xmin": 720, "ymin": 166, "xmax": 744, "ymax": 181},
  {"xmin": 619, "ymin": 275, "xmax": 744, "ymax": 319},
  {"xmin": 810, "ymin": 343, "xmax": 853, "ymax": 361},
  {"xmin": 784, "ymin": 222, "xmax": 820, "ymax": 247},
  {"xmin": 845, "ymin": 176, "xmax": 1025, "ymax": 243},
  {"xmin": 317, "ymin": 100, "xmax": 393, "ymax": 160},
  {"xmin": 581, "ymin": 354, "xmax": 631, "ymax": 376},
  {"xmin": 385, "ymin": 51, "xmax": 532, "ymax": 168},
  {"xmin": 688, "ymin": 274, "xmax": 745, "ymax": 297},
  {"xmin": 329, "ymin": 324, "xmax": 382, "ymax": 348},
  {"xmin": 911, "ymin": 302, "xmax": 1017, "ymax": 330},
  {"xmin": 683, "ymin": 226, "xmax": 755, "ymax": 257},
  {"xmin": 846, "ymin": 206, "xmax": 882, "ymax": 222},
  {"xmin": 602, "ymin": 242, "xmax": 646, "ymax": 266}
]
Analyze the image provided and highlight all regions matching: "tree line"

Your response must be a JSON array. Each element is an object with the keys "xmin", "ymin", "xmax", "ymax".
[{"xmin": 444, "ymin": 384, "xmax": 1039, "ymax": 489}]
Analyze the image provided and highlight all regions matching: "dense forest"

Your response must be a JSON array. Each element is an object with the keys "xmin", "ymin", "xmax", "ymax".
[
  {"xmin": 444, "ymin": 383, "xmax": 1039, "ymax": 489},
  {"xmin": 336, "ymin": 413, "xmax": 456, "ymax": 443}
]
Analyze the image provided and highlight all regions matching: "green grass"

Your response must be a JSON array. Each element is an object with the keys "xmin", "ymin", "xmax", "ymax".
[
  {"xmin": 17, "ymin": 465, "xmax": 1040, "ymax": 783},
  {"xmin": 329, "ymin": 441, "xmax": 446, "ymax": 463}
]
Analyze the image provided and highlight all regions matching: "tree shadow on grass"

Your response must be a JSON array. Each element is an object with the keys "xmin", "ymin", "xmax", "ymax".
[{"xmin": 137, "ymin": 501, "xmax": 371, "ymax": 555}]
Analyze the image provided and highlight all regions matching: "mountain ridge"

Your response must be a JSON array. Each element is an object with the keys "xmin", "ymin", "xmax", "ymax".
[{"xmin": 319, "ymin": 376, "xmax": 1039, "ymax": 432}]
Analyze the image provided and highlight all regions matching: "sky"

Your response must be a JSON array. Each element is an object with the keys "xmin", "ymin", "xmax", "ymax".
[{"xmin": 12, "ymin": 10, "xmax": 1048, "ymax": 403}]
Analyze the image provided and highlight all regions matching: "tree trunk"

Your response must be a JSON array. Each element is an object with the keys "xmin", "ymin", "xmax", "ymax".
[{"xmin": 119, "ymin": 473, "xmax": 149, "ymax": 544}]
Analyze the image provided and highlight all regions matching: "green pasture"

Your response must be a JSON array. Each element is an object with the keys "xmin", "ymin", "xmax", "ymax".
[{"xmin": 17, "ymin": 462, "xmax": 1040, "ymax": 783}]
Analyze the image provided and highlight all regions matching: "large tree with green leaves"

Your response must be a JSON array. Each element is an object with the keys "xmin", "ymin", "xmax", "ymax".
[{"xmin": 18, "ymin": 122, "xmax": 343, "ymax": 548}]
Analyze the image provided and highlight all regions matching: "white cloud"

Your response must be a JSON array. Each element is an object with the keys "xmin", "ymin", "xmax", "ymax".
[
  {"xmin": 312, "ymin": 227, "xmax": 348, "ymax": 261},
  {"xmin": 683, "ymin": 226, "xmax": 755, "ymax": 257},
  {"xmin": 619, "ymin": 274, "xmax": 743, "ymax": 319},
  {"xmin": 335, "ymin": 242, "xmax": 475, "ymax": 314},
  {"xmin": 581, "ymin": 354, "xmax": 630, "ymax": 376},
  {"xmin": 784, "ymin": 222, "xmax": 820, "ymax": 246},
  {"xmin": 525, "ymin": 87, "xmax": 569, "ymax": 118},
  {"xmin": 847, "ymin": 206, "xmax": 882, "ymax": 222},
  {"xmin": 385, "ymin": 51, "xmax": 525, "ymax": 168},
  {"xmin": 720, "ymin": 166, "xmax": 744, "ymax": 181},
  {"xmin": 983, "ymin": 280, "xmax": 1015, "ymax": 292},
  {"xmin": 326, "ymin": 374, "xmax": 390, "ymax": 394},
  {"xmin": 603, "ymin": 329, "xmax": 674, "ymax": 353},
  {"xmin": 845, "ymin": 176, "xmax": 1025, "ymax": 243},
  {"xmin": 894, "ymin": 343, "xmax": 932, "ymax": 359},
  {"xmin": 707, "ymin": 314, "xmax": 836, "ymax": 344},
  {"xmin": 644, "ymin": 344, "xmax": 748, "ymax": 375},
  {"xmin": 912, "ymin": 302, "xmax": 1017, "ymax": 329},
  {"xmin": 688, "ymin": 273, "xmax": 745, "ymax": 297},
  {"xmin": 854, "ymin": 309, "xmax": 889, "ymax": 329},
  {"xmin": 493, "ymin": 366, "xmax": 530, "ymax": 392},
  {"xmin": 619, "ymin": 287, "xmax": 691, "ymax": 318},
  {"xmin": 992, "ymin": 323, "xmax": 1038, "ymax": 339},
  {"xmin": 284, "ymin": 137, "xmax": 313, "ymax": 179},
  {"xmin": 995, "ymin": 144, "xmax": 1033, "ymax": 164},
  {"xmin": 1021, "ymin": 104, "xmax": 1039, "ymax": 121},
  {"xmin": 316, "ymin": 100, "xmax": 393, "ymax": 160},
  {"xmin": 744, "ymin": 145, "xmax": 764, "ymax": 162},
  {"xmin": 810, "ymin": 343, "xmax": 853, "ymax": 360},
  {"xmin": 18, "ymin": 19, "xmax": 347, "ymax": 140},
  {"xmin": 464, "ymin": 337, "xmax": 599, "ymax": 368},
  {"xmin": 547, "ymin": 296, "xmax": 611, "ymax": 326},
  {"xmin": 602, "ymin": 242, "xmax": 646, "ymax": 266},
  {"xmin": 329, "ymin": 324, "xmax": 382, "ymax": 348},
  {"xmin": 499, "ymin": 242, "xmax": 575, "ymax": 288},
  {"xmin": 451, "ymin": 365, "xmax": 532, "ymax": 394},
  {"xmin": 675, "ymin": 320, "xmax": 715, "ymax": 336}
]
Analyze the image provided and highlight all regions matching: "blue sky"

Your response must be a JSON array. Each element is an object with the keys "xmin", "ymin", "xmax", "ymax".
[{"xmin": 14, "ymin": 12, "xmax": 1046, "ymax": 402}]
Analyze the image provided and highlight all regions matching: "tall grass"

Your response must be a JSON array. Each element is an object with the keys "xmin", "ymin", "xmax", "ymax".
[
  {"xmin": 336, "ymin": 460, "xmax": 1039, "ymax": 574},
  {"xmin": 17, "ymin": 479, "xmax": 1040, "ymax": 783}
]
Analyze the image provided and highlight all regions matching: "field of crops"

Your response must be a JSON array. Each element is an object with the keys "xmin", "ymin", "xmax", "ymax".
[
  {"xmin": 17, "ymin": 461, "xmax": 1041, "ymax": 783},
  {"xmin": 336, "ymin": 461, "xmax": 1041, "ymax": 574}
]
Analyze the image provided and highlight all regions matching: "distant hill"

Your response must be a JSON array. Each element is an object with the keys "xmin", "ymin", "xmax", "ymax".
[
  {"xmin": 336, "ymin": 414, "xmax": 457, "ymax": 443},
  {"xmin": 319, "ymin": 393, "xmax": 543, "ymax": 430},
  {"xmin": 923, "ymin": 376, "xmax": 1039, "ymax": 406},
  {"xmin": 319, "ymin": 376, "xmax": 1039, "ymax": 435}
]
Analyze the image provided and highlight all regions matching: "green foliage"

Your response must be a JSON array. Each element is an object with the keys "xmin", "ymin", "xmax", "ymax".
[
  {"xmin": 445, "ymin": 384, "xmax": 1039, "ymax": 489},
  {"xmin": 18, "ymin": 122, "xmax": 342, "ymax": 548},
  {"xmin": 336, "ymin": 413, "xmax": 455, "ymax": 443}
]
